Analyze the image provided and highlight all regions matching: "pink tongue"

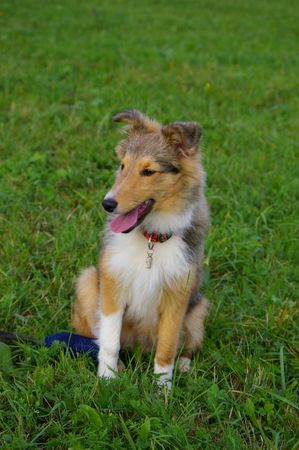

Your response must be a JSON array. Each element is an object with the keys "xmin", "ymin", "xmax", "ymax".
[{"xmin": 109, "ymin": 208, "xmax": 139, "ymax": 233}]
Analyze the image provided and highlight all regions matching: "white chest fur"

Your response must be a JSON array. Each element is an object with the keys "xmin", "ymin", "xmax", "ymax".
[{"xmin": 105, "ymin": 230, "xmax": 190, "ymax": 323}]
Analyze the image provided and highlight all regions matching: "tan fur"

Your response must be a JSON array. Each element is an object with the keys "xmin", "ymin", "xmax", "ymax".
[
  {"xmin": 182, "ymin": 296, "xmax": 209, "ymax": 352},
  {"xmin": 112, "ymin": 152, "xmax": 201, "ymax": 218},
  {"xmin": 72, "ymin": 266, "xmax": 99, "ymax": 337},
  {"xmin": 99, "ymin": 259, "xmax": 122, "ymax": 316},
  {"xmin": 120, "ymin": 321, "xmax": 158, "ymax": 350},
  {"xmin": 155, "ymin": 271, "xmax": 196, "ymax": 366}
]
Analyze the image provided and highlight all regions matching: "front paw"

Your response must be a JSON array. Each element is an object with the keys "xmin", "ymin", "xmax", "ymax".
[
  {"xmin": 154, "ymin": 361, "xmax": 173, "ymax": 390},
  {"xmin": 157, "ymin": 377, "xmax": 172, "ymax": 391},
  {"xmin": 98, "ymin": 348, "xmax": 119, "ymax": 378},
  {"xmin": 97, "ymin": 362, "xmax": 117, "ymax": 378}
]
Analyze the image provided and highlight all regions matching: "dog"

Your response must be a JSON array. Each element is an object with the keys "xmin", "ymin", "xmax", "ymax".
[{"xmin": 72, "ymin": 109, "xmax": 210, "ymax": 388}]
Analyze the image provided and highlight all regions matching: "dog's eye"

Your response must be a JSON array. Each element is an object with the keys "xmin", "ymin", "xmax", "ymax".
[
  {"xmin": 141, "ymin": 168, "xmax": 156, "ymax": 176},
  {"xmin": 120, "ymin": 163, "xmax": 125, "ymax": 171}
]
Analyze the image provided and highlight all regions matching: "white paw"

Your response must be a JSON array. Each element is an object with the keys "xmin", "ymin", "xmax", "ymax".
[
  {"xmin": 97, "ymin": 362, "xmax": 117, "ymax": 378},
  {"xmin": 154, "ymin": 361, "xmax": 173, "ymax": 390},
  {"xmin": 157, "ymin": 377, "xmax": 172, "ymax": 391},
  {"xmin": 179, "ymin": 356, "xmax": 191, "ymax": 373}
]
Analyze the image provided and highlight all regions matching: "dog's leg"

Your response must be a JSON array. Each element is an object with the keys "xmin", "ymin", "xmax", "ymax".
[
  {"xmin": 97, "ymin": 267, "xmax": 123, "ymax": 378},
  {"xmin": 154, "ymin": 276, "xmax": 194, "ymax": 389},
  {"xmin": 179, "ymin": 296, "xmax": 209, "ymax": 372},
  {"xmin": 73, "ymin": 266, "xmax": 99, "ymax": 337}
]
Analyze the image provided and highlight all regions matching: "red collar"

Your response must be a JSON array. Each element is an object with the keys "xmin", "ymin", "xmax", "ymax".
[{"xmin": 142, "ymin": 230, "xmax": 173, "ymax": 243}]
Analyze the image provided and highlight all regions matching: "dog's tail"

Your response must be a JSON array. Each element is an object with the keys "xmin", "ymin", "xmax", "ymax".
[
  {"xmin": 0, "ymin": 331, "xmax": 40, "ymax": 346},
  {"xmin": 72, "ymin": 266, "xmax": 99, "ymax": 338}
]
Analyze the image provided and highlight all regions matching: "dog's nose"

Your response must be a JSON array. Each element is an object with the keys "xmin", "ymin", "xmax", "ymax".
[{"xmin": 102, "ymin": 197, "xmax": 118, "ymax": 212}]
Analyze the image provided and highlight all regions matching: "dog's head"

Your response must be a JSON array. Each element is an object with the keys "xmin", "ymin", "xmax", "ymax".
[{"xmin": 102, "ymin": 109, "xmax": 203, "ymax": 233}]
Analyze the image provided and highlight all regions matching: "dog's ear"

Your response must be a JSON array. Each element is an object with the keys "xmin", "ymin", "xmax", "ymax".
[
  {"xmin": 162, "ymin": 121, "xmax": 201, "ymax": 156},
  {"xmin": 112, "ymin": 109, "xmax": 145, "ymax": 128},
  {"xmin": 112, "ymin": 109, "xmax": 160, "ymax": 133}
]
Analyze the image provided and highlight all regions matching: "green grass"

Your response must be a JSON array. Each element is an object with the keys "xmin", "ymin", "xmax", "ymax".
[{"xmin": 0, "ymin": 0, "xmax": 298, "ymax": 448}]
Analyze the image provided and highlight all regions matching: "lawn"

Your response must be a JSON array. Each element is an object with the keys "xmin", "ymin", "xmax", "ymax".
[{"xmin": 0, "ymin": 0, "xmax": 298, "ymax": 448}]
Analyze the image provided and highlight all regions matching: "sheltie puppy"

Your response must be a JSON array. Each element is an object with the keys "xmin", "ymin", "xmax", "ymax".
[{"xmin": 72, "ymin": 109, "xmax": 210, "ymax": 388}]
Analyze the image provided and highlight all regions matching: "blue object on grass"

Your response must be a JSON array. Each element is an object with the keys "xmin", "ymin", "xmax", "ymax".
[{"xmin": 44, "ymin": 332, "xmax": 99, "ymax": 361}]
